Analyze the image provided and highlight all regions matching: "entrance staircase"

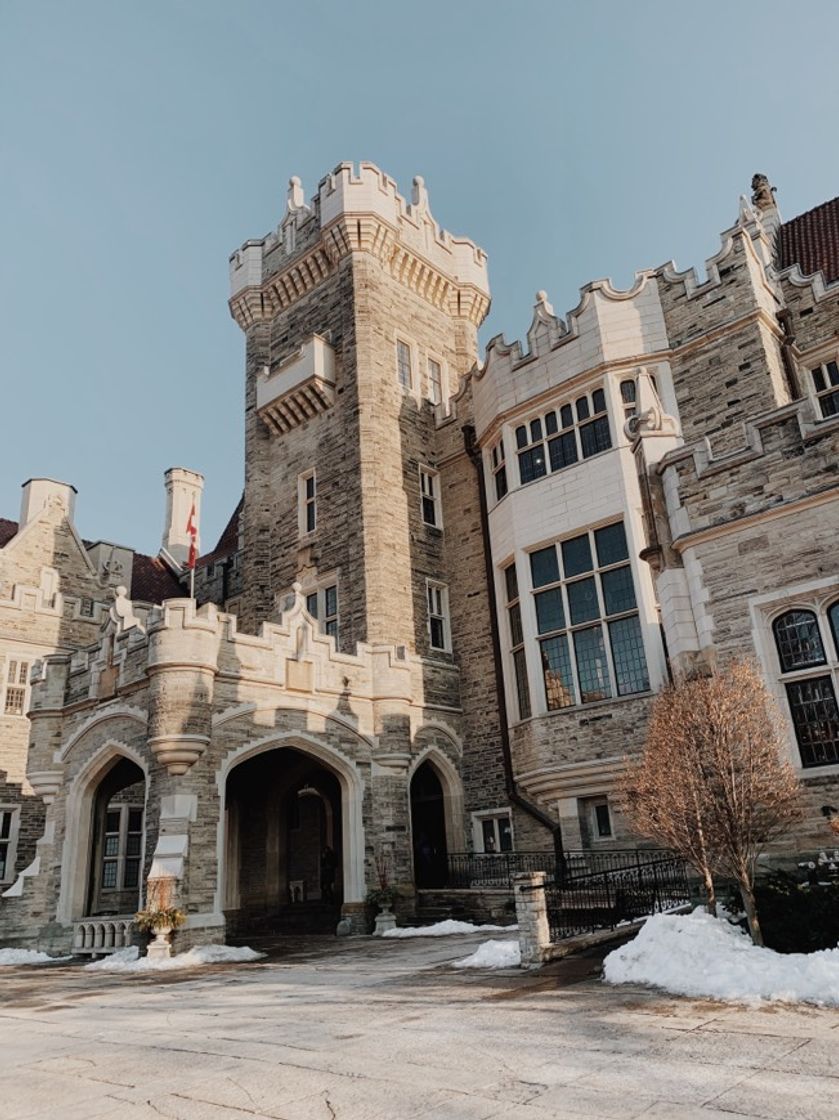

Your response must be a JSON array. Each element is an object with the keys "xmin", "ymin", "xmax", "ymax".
[{"xmin": 227, "ymin": 901, "xmax": 341, "ymax": 946}]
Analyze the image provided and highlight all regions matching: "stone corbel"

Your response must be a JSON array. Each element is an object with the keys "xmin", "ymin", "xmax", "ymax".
[
  {"xmin": 28, "ymin": 769, "xmax": 64, "ymax": 804},
  {"xmin": 147, "ymin": 734, "xmax": 209, "ymax": 776}
]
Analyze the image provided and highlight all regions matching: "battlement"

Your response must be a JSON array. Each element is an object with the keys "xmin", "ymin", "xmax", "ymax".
[{"xmin": 229, "ymin": 161, "xmax": 490, "ymax": 328}]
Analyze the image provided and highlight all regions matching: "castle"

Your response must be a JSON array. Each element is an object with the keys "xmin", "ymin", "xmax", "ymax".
[{"xmin": 1, "ymin": 163, "xmax": 837, "ymax": 953}]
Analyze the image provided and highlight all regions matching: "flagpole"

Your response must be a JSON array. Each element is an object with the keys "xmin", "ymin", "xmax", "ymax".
[{"xmin": 190, "ymin": 564, "xmax": 195, "ymax": 601}]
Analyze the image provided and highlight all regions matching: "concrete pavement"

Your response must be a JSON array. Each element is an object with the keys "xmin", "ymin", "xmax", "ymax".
[{"xmin": 1, "ymin": 931, "xmax": 838, "ymax": 1119}]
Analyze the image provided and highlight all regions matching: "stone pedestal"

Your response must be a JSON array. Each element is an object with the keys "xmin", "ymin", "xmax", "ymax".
[{"xmin": 513, "ymin": 871, "xmax": 550, "ymax": 967}]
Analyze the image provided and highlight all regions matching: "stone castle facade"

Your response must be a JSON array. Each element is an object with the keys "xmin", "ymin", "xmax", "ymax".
[{"xmin": 1, "ymin": 163, "xmax": 838, "ymax": 952}]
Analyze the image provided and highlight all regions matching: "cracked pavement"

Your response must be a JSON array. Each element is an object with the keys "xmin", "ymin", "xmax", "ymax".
[{"xmin": 2, "ymin": 931, "xmax": 838, "ymax": 1119}]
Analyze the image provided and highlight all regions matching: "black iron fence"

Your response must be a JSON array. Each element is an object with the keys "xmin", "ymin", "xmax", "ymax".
[
  {"xmin": 541, "ymin": 854, "xmax": 691, "ymax": 941},
  {"xmin": 444, "ymin": 848, "xmax": 679, "ymax": 892}
]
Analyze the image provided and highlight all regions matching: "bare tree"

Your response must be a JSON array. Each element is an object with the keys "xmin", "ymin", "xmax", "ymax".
[
  {"xmin": 620, "ymin": 680, "xmax": 722, "ymax": 915},
  {"xmin": 623, "ymin": 660, "xmax": 802, "ymax": 944}
]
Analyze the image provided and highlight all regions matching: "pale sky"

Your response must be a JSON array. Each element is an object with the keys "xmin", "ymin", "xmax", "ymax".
[{"xmin": 2, "ymin": 0, "xmax": 837, "ymax": 554}]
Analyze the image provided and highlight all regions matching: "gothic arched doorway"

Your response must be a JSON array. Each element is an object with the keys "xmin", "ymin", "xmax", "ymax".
[
  {"xmin": 85, "ymin": 756, "xmax": 146, "ymax": 917},
  {"xmin": 224, "ymin": 747, "xmax": 343, "ymax": 936},
  {"xmin": 410, "ymin": 760, "xmax": 448, "ymax": 888}
]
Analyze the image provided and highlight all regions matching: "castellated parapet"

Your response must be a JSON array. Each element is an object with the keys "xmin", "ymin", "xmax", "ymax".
[{"xmin": 228, "ymin": 161, "xmax": 490, "ymax": 329}]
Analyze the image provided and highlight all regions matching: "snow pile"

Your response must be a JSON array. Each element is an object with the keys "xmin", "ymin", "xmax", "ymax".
[
  {"xmin": 604, "ymin": 908, "xmax": 839, "ymax": 1006},
  {"xmin": 0, "ymin": 948, "xmax": 71, "ymax": 966},
  {"xmin": 454, "ymin": 939, "xmax": 521, "ymax": 970},
  {"xmin": 382, "ymin": 919, "xmax": 517, "ymax": 939},
  {"xmin": 85, "ymin": 944, "xmax": 265, "ymax": 973}
]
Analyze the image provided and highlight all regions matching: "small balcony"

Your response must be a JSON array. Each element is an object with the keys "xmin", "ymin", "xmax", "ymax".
[{"xmin": 256, "ymin": 334, "xmax": 337, "ymax": 434}]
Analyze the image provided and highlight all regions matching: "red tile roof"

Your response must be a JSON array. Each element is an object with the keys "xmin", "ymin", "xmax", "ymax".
[
  {"xmin": 778, "ymin": 196, "xmax": 839, "ymax": 284},
  {"xmin": 0, "ymin": 516, "xmax": 183, "ymax": 604},
  {"xmin": 196, "ymin": 497, "xmax": 242, "ymax": 569}
]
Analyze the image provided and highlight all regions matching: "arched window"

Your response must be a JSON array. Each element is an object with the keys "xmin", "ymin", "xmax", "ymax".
[
  {"xmin": 772, "ymin": 609, "xmax": 826, "ymax": 672},
  {"xmin": 773, "ymin": 606, "xmax": 839, "ymax": 768}
]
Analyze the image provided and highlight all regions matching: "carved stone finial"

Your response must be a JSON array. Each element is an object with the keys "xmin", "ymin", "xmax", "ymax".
[
  {"xmin": 412, "ymin": 175, "xmax": 429, "ymax": 212},
  {"xmin": 288, "ymin": 175, "xmax": 305, "ymax": 211},
  {"xmin": 109, "ymin": 586, "xmax": 143, "ymax": 634},
  {"xmin": 751, "ymin": 173, "xmax": 777, "ymax": 211},
  {"xmin": 535, "ymin": 290, "xmax": 554, "ymax": 316}
]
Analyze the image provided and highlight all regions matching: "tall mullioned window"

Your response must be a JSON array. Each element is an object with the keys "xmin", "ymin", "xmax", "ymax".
[
  {"xmin": 772, "ymin": 604, "xmax": 839, "ymax": 767},
  {"xmin": 101, "ymin": 805, "xmax": 143, "ymax": 891},
  {"xmin": 298, "ymin": 470, "xmax": 316, "ymax": 536},
  {"xmin": 529, "ymin": 521, "xmax": 649, "ymax": 710},
  {"xmin": 810, "ymin": 359, "xmax": 839, "ymax": 419},
  {"xmin": 490, "ymin": 439, "xmax": 507, "ymax": 501},
  {"xmin": 419, "ymin": 467, "xmax": 441, "ymax": 528},
  {"xmin": 514, "ymin": 388, "xmax": 612, "ymax": 487},
  {"xmin": 504, "ymin": 562, "xmax": 531, "ymax": 720},
  {"xmin": 427, "ymin": 357, "xmax": 443, "ymax": 405},
  {"xmin": 306, "ymin": 583, "xmax": 339, "ymax": 640},
  {"xmin": 0, "ymin": 809, "xmax": 18, "ymax": 882},
  {"xmin": 396, "ymin": 339, "xmax": 413, "ymax": 389},
  {"xmin": 427, "ymin": 581, "xmax": 450, "ymax": 652},
  {"xmin": 3, "ymin": 660, "xmax": 30, "ymax": 717}
]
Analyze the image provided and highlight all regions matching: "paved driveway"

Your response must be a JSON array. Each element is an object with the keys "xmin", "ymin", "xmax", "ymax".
[{"xmin": 1, "ymin": 932, "xmax": 838, "ymax": 1119}]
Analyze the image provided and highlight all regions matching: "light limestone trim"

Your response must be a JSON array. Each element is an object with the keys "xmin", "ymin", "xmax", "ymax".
[
  {"xmin": 671, "ymin": 487, "xmax": 839, "ymax": 555},
  {"xmin": 55, "ymin": 704, "xmax": 147, "ymax": 763},
  {"xmin": 407, "ymin": 745, "xmax": 465, "ymax": 856}
]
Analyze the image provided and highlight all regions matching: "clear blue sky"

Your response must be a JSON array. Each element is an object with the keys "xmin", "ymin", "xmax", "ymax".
[{"xmin": 2, "ymin": 0, "xmax": 837, "ymax": 554}]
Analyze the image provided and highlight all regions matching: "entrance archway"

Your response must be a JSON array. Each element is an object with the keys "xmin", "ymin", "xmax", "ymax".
[
  {"xmin": 224, "ymin": 747, "xmax": 344, "ymax": 935},
  {"xmin": 84, "ymin": 755, "xmax": 146, "ymax": 917},
  {"xmin": 410, "ymin": 760, "xmax": 449, "ymax": 888}
]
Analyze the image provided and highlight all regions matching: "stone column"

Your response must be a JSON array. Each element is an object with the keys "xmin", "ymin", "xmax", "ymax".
[{"xmin": 513, "ymin": 870, "xmax": 551, "ymax": 967}]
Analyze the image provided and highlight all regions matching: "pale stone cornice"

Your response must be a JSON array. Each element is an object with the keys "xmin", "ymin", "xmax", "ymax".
[{"xmin": 228, "ymin": 211, "xmax": 490, "ymax": 331}]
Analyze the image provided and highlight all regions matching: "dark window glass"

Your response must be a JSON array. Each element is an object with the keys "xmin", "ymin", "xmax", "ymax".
[
  {"xmin": 306, "ymin": 593, "xmax": 318, "ymax": 618},
  {"xmin": 504, "ymin": 563, "xmax": 519, "ymax": 603},
  {"xmin": 306, "ymin": 502, "xmax": 316, "ymax": 533},
  {"xmin": 124, "ymin": 859, "xmax": 140, "ymax": 889},
  {"xmin": 609, "ymin": 615, "xmax": 650, "ymax": 695},
  {"xmin": 102, "ymin": 861, "xmax": 118, "ymax": 889},
  {"xmin": 509, "ymin": 603, "xmax": 524, "ymax": 647},
  {"xmin": 575, "ymin": 396, "xmax": 590, "ymax": 421},
  {"xmin": 0, "ymin": 814, "xmax": 10, "ymax": 840},
  {"xmin": 580, "ymin": 415, "xmax": 612, "ymax": 458},
  {"xmin": 515, "ymin": 425, "xmax": 528, "ymax": 449},
  {"xmin": 540, "ymin": 635, "xmax": 575, "ymax": 710},
  {"xmin": 820, "ymin": 391, "xmax": 839, "ymax": 419},
  {"xmin": 595, "ymin": 522, "xmax": 629, "ymax": 566},
  {"xmin": 812, "ymin": 367, "xmax": 826, "ymax": 392},
  {"xmin": 513, "ymin": 649, "xmax": 531, "ymax": 720},
  {"xmin": 828, "ymin": 361, "xmax": 839, "ymax": 386},
  {"xmin": 545, "ymin": 411, "xmax": 558, "ymax": 435},
  {"xmin": 105, "ymin": 810, "xmax": 120, "ymax": 834},
  {"xmin": 128, "ymin": 809, "xmax": 143, "ymax": 832},
  {"xmin": 325, "ymin": 619, "xmax": 338, "ymax": 638},
  {"xmin": 592, "ymin": 388, "xmax": 606, "ymax": 413},
  {"xmin": 518, "ymin": 446, "xmax": 547, "ymax": 484},
  {"xmin": 601, "ymin": 565, "xmax": 637, "ymax": 615},
  {"xmin": 495, "ymin": 466, "xmax": 508, "ymax": 500},
  {"xmin": 325, "ymin": 586, "xmax": 338, "ymax": 617},
  {"xmin": 548, "ymin": 432, "xmax": 578, "ymax": 471},
  {"xmin": 560, "ymin": 404, "xmax": 573, "ymax": 429},
  {"xmin": 773, "ymin": 610, "xmax": 825, "ymax": 672},
  {"xmin": 430, "ymin": 616, "xmax": 445, "ymax": 650},
  {"xmin": 535, "ymin": 588, "xmax": 565, "ymax": 634},
  {"xmin": 786, "ymin": 677, "xmax": 839, "ymax": 767},
  {"xmin": 481, "ymin": 819, "xmax": 497, "ymax": 852},
  {"xmin": 104, "ymin": 835, "xmax": 119, "ymax": 857},
  {"xmin": 305, "ymin": 475, "xmax": 315, "ymax": 499},
  {"xmin": 620, "ymin": 380, "xmax": 636, "ymax": 405},
  {"xmin": 561, "ymin": 534, "xmax": 593, "ymax": 577},
  {"xmin": 530, "ymin": 418, "xmax": 543, "ymax": 442},
  {"xmin": 422, "ymin": 495, "xmax": 436, "ymax": 525},
  {"xmin": 126, "ymin": 834, "xmax": 141, "ymax": 857},
  {"xmin": 498, "ymin": 816, "xmax": 514, "ymax": 851},
  {"xmin": 573, "ymin": 627, "xmax": 612, "ymax": 703},
  {"xmin": 567, "ymin": 577, "xmax": 599, "ymax": 625},
  {"xmin": 830, "ymin": 601, "xmax": 839, "ymax": 658},
  {"xmin": 595, "ymin": 803, "xmax": 612, "ymax": 837},
  {"xmin": 530, "ymin": 547, "xmax": 560, "ymax": 588}
]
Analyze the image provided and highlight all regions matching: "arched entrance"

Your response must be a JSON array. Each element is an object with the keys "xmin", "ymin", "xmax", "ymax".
[
  {"xmin": 85, "ymin": 756, "xmax": 146, "ymax": 917},
  {"xmin": 410, "ymin": 760, "xmax": 449, "ymax": 888},
  {"xmin": 224, "ymin": 747, "xmax": 343, "ymax": 936}
]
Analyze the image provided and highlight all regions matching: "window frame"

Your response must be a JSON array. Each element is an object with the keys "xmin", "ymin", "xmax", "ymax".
[
  {"xmin": 471, "ymin": 809, "xmax": 514, "ymax": 854},
  {"xmin": 0, "ymin": 806, "xmax": 20, "ymax": 885},
  {"xmin": 503, "ymin": 560, "xmax": 531, "ymax": 721},
  {"xmin": 770, "ymin": 600, "xmax": 839, "ymax": 769},
  {"xmin": 396, "ymin": 338, "xmax": 414, "ymax": 391},
  {"xmin": 100, "ymin": 803, "xmax": 144, "ymax": 894},
  {"xmin": 426, "ymin": 579, "xmax": 451, "ymax": 653},
  {"xmin": 419, "ymin": 466, "xmax": 442, "ymax": 529},
  {"xmin": 303, "ymin": 577, "xmax": 340, "ymax": 641},
  {"xmin": 513, "ymin": 387, "xmax": 613, "ymax": 489},
  {"xmin": 297, "ymin": 469, "xmax": 317, "ymax": 538},
  {"xmin": 426, "ymin": 353, "xmax": 446, "ymax": 407},
  {"xmin": 528, "ymin": 522, "xmax": 650, "ymax": 711},
  {"xmin": 809, "ymin": 358, "xmax": 839, "ymax": 420},
  {"xmin": 489, "ymin": 438, "xmax": 508, "ymax": 502},
  {"xmin": 2, "ymin": 657, "xmax": 31, "ymax": 718}
]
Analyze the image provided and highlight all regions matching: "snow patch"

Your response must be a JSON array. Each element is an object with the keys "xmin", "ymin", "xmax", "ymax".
[
  {"xmin": 382, "ymin": 920, "xmax": 518, "ymax": 939},
  {"xmin": 85, "ymin": 944, "xmax": 265, "ymax": 973},
  {"xmin": 454, "ymin": 939, "xmax": 522, "ymax": 969},
  {"xmin": 604, "ymin": 908, "xmax": 839, "ymax": 1006},
  {"xmin": 0, "ymin": 948, "xmax": 72, "ymax": 966}
]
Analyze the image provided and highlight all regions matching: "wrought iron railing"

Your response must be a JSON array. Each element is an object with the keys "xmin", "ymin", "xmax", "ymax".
[
  {"xmin": 541, "ymin": 855, "xmax": 690, "ymax": 942},
  {"xmin": 444, "ymin": 848, "xmax": 676, "ymax": 891}
]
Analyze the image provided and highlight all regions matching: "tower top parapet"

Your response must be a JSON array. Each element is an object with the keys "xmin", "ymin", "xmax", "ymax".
[{"xmin": 229, "ymin": 161, "xmax": 490, "ymax": 329}]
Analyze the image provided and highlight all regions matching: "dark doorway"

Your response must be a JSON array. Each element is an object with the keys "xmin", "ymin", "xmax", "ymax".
[
  {"xmin": 225, "ymin": 748, "xmax": 342, "ymax": 936},
  {"xmin": 86, "ymin": 756, "xmax": 146, "ymax": 917},
  {"xmin": 410, "ymin": 761, "xmax": 448, "ymax": 888}
]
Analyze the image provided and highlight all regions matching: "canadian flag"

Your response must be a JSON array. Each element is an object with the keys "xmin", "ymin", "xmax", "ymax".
[{"xmin": 186, "ymin": 503, "xmax": 198, "ymax": 570}]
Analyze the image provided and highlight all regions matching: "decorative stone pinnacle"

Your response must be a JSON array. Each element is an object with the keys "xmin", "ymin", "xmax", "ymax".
[
  {"xmin": 750, "ymin": 173, "xmax": 777, "ymax": 211},
  {"xmin": 535, "ymin": 290, "xmax": 554, "ymax": 315},
  {"xmin": 412, "ymin": 175, "xmax": 429, "ymax": 211},
  {"xmin": 288, "ymin": 176, "xmax": 305, "ymax": 211}
]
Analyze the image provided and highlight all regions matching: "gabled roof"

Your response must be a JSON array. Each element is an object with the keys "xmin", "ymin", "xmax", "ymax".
[
  {"xmin": 0, "ymin": 517, "xmax": 183, "ymax": 605},
  {"xmin": 196, "ymin": 497, "xmax": 242, "ymax": 569},
  {"xmin": 778, "ymin": 196, "xmax": 839, "ymax": 284}
]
